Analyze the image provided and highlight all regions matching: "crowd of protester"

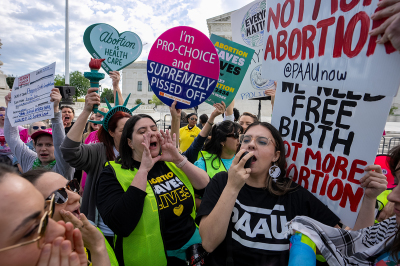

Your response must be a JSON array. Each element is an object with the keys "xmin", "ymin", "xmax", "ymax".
[{"xmin": 1, "ymin": 1, "xmax": 400, "ymax": 265}]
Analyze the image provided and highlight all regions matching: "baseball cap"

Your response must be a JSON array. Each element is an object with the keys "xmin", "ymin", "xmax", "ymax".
[{"xmin": 31, "ymin": 128, "xmax": 53, "ymax": 141}]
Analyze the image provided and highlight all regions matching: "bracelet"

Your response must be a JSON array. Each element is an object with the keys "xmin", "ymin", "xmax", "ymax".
[
  {"xmin": 207, "ymin": 120, "xmax": 214, "ymax": 126},
  {"xmin": 176, "ymin": 156, "xmax": 188, "ymax": 168}
]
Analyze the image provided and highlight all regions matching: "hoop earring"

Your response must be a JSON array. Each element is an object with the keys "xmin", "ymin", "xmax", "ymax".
[{"xmin": 269, "ymin": 162, "xmax": 281, "ymax": 182}]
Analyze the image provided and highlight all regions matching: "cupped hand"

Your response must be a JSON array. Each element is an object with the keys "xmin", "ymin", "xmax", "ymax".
[
  {"xmin": 158, "ymin": 129, "xmax": 182, "ymax": 163},
  {"xmin": 60, "ymin": 210, "xmax": 104, "ymax": 252},
  {"xmin": 227, "ymin": 150, "xmax": 253, "ymax": 191},
  {"xmin": 170, "ymin": 101, "xmax": 182, "ymax": 120},
  {"xmin": 84, "ymin": 87, "xmax": 101, "ymax": 113},
  {"xmin": 360, "ymin": 165, "xmax": 388, "ymax": 200},
  {"xmin": 139, "ymin": 131, "xmax": 161, "ymax": 172},
  {"xmin": 109, "ymin": 71, "xmax": 120, "ymax": 88},
  {"xmin": 210, "ymin": 101, "xmax": 226, "ymax": 120},
  {"xmin": 36, "ymin": 237, "xmax": 84, "ymax": 266}
]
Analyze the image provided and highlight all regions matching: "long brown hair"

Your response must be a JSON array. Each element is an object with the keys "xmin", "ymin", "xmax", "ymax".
[
  {"xmin": 244, "ymin": 122, "xmax": 295, "ymax": 196},
  {"xmin": 98, "ymin": 111, "xmax": 131, "ymax": 161}
]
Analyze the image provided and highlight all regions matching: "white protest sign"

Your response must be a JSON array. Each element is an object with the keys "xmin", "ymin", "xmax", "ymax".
[
  {"xmin": 261, "ymin": 0, "xmax": 400, "ymax": 96},
  {"xmin": 231, "ymin": 0, "xmax": 276, "ymax": 100},
  {"xmin": 8, "ymin": 62, "xmax": 56, "ymax": 127},
  {"xmin": 272, "ymin": 83, "xmax": 392, "ymax": 228}
]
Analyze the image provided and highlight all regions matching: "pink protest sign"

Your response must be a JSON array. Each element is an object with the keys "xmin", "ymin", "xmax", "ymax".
[{"xmin": 147, "ymin": 26, "xmax": 220, "ymax": 109}]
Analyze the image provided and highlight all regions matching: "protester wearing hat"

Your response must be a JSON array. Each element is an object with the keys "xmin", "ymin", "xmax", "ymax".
[
  {"xmin": 4, "ymin": 89, "xmax": 74, "ymax": 180},
  {"xmin": 179, "ymin": 113, "xmax": 201, "ymax": 152}
]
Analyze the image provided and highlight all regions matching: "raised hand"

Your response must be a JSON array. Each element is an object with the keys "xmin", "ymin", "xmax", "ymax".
[
  {"xmin": 50, "ymin": 88, "xmax": 62, "ymax": 113},
  {"xmin": 109, "ymin": 71, "xmax": 121, "ymax": 89},
  {"xmin": 210, "ymin": 101, "xmax": 226, "ymax": 120},
  {"xmin": 170, "ymin": 101, "xmax": 182, "ymax": 120},
  {"xmin": 84, "ymin": 87, "xmax": 101, "ymax": 113},
  {"xmin": 360, "ymin": 165, "xmax": 388, "ymax": 200},
  {"xmin": 5, "ymin": 91, "xmax": 11, "ymax": 107}
]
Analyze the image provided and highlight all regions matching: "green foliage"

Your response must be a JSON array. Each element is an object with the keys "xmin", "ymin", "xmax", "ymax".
[
  {"xmin": 53, "ymin": 71, "xmax": 90, "ymax": 101},
  {"xmin": 6, "ymin": 76, "xmax": 15, "ymax": 88},
  {"xmin": 390, "ymin": 105, "xmax": 398, "ymax": 116},
  {"xmin": 54, "ymin": 74, "xmax": 65, "ymax": 86},
  {"xmin": 100, "ymin": 88, "xmax": 114, "ymax": 103},
  {"xmin": 135, "ymin": 98, "xmax": 144, "ymax": 105},
  {"xmin": 150, "ymin": 94, "xmax": 164, "ymax": 106}
]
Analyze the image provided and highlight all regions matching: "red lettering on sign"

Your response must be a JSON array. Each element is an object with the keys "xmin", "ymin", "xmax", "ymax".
[
  {"xmin": 301, "ymin": 25, "xmax": 317, "ymax": 60},
  {"xmin": 281, "ymin": 0, "xmax": 295, "ymax": 28},
  {"xmin": 298, "ymin": 166, "xmax": 311, "ymax": 189},
  {"xmin": 317, "ymin": 17, "xmax": 336, "ymax": 56},
  {"xmin": 348, "ymin": 159, "xmax": 367, "ymax": 184},
  {"xmin": 311, "ymin": 170, "xmax": 324, "ymax": 193},
  {"xmin": 333, "ymin": 156, "xmax": 348, "ymax": 179},
  {"xmin": 340, "ymin": 183, "xmax": 363, "ymax": 212},
  {"xmin": 304, "ymin": 148, "xmax": 321, "ymax": 170},
  {"xmin": 267, "ymin": 4, "xmax": 281, "ymax": 32},
  {"xmin": 288, "ymin": 29, "xmax": 302, "ymax": 60},
  {"xmin": 327, "ymin": 178, "xmax": 343, "ymax": 201},
  {"xmin": 277, "ymin": 31, "xmax": 288, "ymax": 61}
]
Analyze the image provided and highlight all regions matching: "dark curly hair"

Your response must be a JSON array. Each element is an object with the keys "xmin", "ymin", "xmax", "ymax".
[{"xmin": 203, "ymin": 121, "xmax": 241, "ymax": 171}]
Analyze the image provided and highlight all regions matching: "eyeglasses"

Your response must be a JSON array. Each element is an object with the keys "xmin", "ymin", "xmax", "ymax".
[
  {"xmin": 0, "ymin": 114, "xmax": 4, "ymax": 117},
  {"xmin": 240, "ymin": 135, "xmax": 275, "ymax": 147},
  {"xmin": 32, "ymin": 126, "xmax": 47, "ymax": 130},
  {"xmin": 0, "ymin": 194, "xmax": 55, "ymax": 252},
  {"xmin": 46, "ymin": 179, "xmax": 80, "ymax": 204},
  {"xmin": 190, "ymin": 117, "xmax": 198, "ymax": 121},
  {"xmin": 226, "ymin": 132, "xmax": 240, "ymax": 139}
]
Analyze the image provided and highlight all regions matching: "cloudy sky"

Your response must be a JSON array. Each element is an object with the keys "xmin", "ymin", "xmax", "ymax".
[{"xmin": 1, "ymin": 0, "xmax": 254, "ymax": 90}]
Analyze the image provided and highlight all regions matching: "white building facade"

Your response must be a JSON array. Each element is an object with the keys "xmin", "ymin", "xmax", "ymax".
[{"xmin": 121, "ymin": 61, "xmax": 153, "ymax": 105}]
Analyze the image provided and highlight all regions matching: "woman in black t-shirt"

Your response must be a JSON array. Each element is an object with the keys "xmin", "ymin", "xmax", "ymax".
[{"xmin": 197, "ymin": 122, "xmax": 386, "ymax": 266}]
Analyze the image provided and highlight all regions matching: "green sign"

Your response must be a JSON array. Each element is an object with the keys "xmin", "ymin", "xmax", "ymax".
[
  {"xmin": 205, "ymin": 34, "xmax": 255, "ymax": 107},
  {"xmin": 83, "ymin": 23, "xmax": 142, "ymax": 73}
]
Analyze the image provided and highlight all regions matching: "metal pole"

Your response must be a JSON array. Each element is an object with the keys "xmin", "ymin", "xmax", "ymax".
[
  {"xmin": 65, "ymin": 0, "xmax": 70, "ymax": 85},
  {"xmin": 258, "ymin": 99, "xmax": 261, "ymax": 121}
]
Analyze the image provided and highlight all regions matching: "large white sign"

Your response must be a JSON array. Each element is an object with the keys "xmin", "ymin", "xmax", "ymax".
[
  {"xmin": 231, "ymin": 0, "xmax": 276, "ymax": 100},
  {"xmin": 8, "ymin": 62, "xmax": 56, "ymax": 127},
  {"xmin": 261, "ymin": 0, "xmax": 400, "ymax": 96},
  {"xmin": 265, "ymin": 0, "xmax": 400, "ymax": 228},
  {"xmin": 273, "ymin": 83, "xmax": 392, "ymax": 228}
]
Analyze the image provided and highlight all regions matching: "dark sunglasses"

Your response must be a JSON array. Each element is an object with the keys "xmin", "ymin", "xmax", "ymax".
[
  {"xmin": 46, "ymin": 179, "xmax": 80, "ymax": 204},
  {"xmin": 33, "ymin": 126, "xmax": 47, "ymax": 130},
  {"xmin": 190, "ymin": 117, "xmax": 198, "ymax": 121},
  {"xmin": 0, "ymin": 114, "xmax": 4, "ymax": 117},
  {"xmin": 226, "ymin": 132, "xmax": 240, "ymax": 139}
]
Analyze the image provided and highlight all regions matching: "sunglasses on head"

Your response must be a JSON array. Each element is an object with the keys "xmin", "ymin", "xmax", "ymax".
[
  {"xmin": 0, "ymin": 194, "xmax": 55, "ymax": 252},
  {"xmin": 226, "ymin": 132, "xmax": 240, "ymax": 139},
  {"xmin": 33, "ymin": 126, "xmax": 47, "ymax": 130},
  {"xmin": 46, "ymin": 179, "xmax": 80, "ymax": 204}
]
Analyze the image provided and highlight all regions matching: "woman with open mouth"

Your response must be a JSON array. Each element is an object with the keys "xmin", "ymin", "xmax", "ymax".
[
  {"xmin": 96, "ymin": 114, "xmax": 210, "ymax": 266},
  {"xmin": 0, "ymin": 165, "xmax": 87, "ymax": 266},
  {"xmin": 197, "ymin": 122, "xmax": 386, "ymax": 266},
  {"xmin": 21, "ymin": 168, "xmax": 116, "ymax": 266}
]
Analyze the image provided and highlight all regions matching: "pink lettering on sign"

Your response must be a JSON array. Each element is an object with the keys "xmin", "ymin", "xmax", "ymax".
[{"xmin": 18, "ymin": 74, "xmax": 30, "ymax": 86}]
